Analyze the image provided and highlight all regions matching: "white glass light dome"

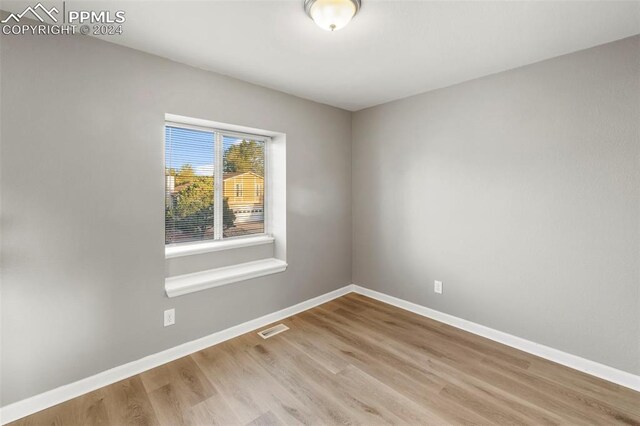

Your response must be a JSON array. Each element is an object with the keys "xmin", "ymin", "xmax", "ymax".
[{"xmin": 304, "ymin": 0, "xmax": 361, "ymax": 32}]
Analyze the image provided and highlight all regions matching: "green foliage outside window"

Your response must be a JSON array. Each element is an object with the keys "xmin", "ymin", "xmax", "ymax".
[
  {"xmin": 165, "ymin": 166, "xmax": 236, "ymax": 243},
  {"xmin": 166, "ymin": 140, "xmax": 263, "ymax": 243},
  {"xmin": 224, "ymin": 140, "xmax": 264, "ymax": 175}
]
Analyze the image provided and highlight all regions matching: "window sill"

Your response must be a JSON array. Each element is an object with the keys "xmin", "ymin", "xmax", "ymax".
[
  {"xmin": 165, "ymin": 235, "xmax": 274, "ymax": 259},
  {"xmin": 165, "ymin": 258, "xmax": 288, "ymax": 298}
]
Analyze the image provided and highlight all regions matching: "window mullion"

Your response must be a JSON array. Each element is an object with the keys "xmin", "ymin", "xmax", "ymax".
[{"xmin": 214, "ymin": 132, "xmax": 224, "ymax": 239}]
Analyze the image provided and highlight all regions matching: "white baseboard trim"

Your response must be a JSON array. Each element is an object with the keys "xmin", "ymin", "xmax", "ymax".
[
  {"xmin": 0, "ymin": 284, "xmax": 355, "ymax": 425},
  {"xmin": 3, "ymin": 282, "xmax": 637, "ymax": 424},
  {"xmin": 351, "ymin": 284, "xmax": 640, "ymax": 393}
]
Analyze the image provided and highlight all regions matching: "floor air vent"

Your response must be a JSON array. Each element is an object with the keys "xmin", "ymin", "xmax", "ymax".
[{"xmin": 257, "ymin": 324, "xmax": 289, "ymax": 339}]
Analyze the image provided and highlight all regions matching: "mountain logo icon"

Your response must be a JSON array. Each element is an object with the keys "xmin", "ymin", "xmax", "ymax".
[{"xmin": 1, "ymin": 3, "xmax": 59, "ymax": 24}]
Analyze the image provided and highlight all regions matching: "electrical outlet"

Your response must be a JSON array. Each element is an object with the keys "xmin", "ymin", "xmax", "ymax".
[
  {"xmin": 164, "ymin": 308, "xmax": 175, "ymax": 327},
  {"xmin": 434, "ymin": 280, "xmax": 443, "ymax": 294}
]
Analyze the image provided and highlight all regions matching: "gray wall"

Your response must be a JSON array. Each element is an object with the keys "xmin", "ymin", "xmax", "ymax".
[
  {"xmin": 0, "ymin": 32, "xmax": 352, "ymax": 405},
  {"xmin": 1, "ymin": 25, "xmax": 638, "ymax": 408},
  {"xmin": 352, "ymin": 35, "xmax": 640, "ymax": 375}
]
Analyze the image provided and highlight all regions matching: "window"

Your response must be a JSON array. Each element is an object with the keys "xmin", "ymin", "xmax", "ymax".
[{"xmin": 165, "ymin": 123, "xmax": 266, "ymax": 245}]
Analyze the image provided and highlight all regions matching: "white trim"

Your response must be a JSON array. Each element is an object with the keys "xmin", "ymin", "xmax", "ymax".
[
  {"xmin": 164, "ymin": 115, "xmax": 271, "ymax": 245},
  {"xmin": 165, "ymin": 113, "xmax": 279, "ymax": 139},
  {"xmin": 351, "ymin": 285, "xmax": 640, "ymax": 393},
  {"xmin": 165, "ymin": 258, "xmax": 287, "ymax": 298},
  {"xmin": 213, "ymin": 131, "xmax": 224, "ymax": 240},
  {"xmin": 265, "ymin": 133, "xmax": 284, "ymax": 260},
  {"xmin": 262, "ymin": 138, "xmax": 269, "ymax": 236},
  {"xmin": 165, "ymin": 235, "xmax": 274, "ymax": 259},
  {"xmin": 0, "ymin": 285, "xmax": 356, "ymax": 425},
  {"xmin": 165, "ymin": 121, "xmax": 270, "ymax": 143},
  {"xmin": 4, "ymin": 283, "xmax": 636, "ymax": 424}
]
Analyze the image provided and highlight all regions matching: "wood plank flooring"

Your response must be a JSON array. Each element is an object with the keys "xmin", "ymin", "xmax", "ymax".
[{"xmin": 10, "ymin": 293, "xmax": 640, "ymax": 425}]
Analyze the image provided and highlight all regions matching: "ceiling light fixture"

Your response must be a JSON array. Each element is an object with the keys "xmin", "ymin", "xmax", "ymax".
[{"xmin": 304, "ymin": 0, "xmax": 361, "ymax": 32}]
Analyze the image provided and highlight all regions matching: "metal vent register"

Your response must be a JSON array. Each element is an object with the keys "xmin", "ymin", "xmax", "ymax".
[{"xmin": 257, "ymin": 324, "xmax": 289, "ymax": 339}]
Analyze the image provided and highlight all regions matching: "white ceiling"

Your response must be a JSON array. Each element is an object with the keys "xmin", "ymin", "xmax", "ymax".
[{"xmin": 4, "ymin": 1, "xmax": 640, "ymax": 110}]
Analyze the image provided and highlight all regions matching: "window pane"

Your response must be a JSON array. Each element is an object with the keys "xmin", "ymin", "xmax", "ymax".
[
  {"xmin": 222, "ymin": 136, "xmax": 265, "ymax": 238},
  {"xmin": 165, "ymin": 126, "xmax": 215, "ymax": 244}
]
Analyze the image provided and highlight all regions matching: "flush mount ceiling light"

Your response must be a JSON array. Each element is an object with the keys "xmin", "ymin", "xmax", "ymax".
[{"xmin": 304, "ymin": 0, "xmax": 361, "ymax": 32}]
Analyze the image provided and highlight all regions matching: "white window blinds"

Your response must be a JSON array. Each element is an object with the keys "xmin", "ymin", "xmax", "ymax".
[{"xmin": 165, "ymin": 124, "xmax": 266, "ymax": 245}]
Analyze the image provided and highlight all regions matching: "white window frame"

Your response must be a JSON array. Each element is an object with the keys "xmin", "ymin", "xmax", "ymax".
[
  {"xmin": 164, "ymin": 120, "xmax": 270, "ymax": 251},
  {"xmin": 164, "ymin": 113, "xmax": 286, "ymax": 296}
]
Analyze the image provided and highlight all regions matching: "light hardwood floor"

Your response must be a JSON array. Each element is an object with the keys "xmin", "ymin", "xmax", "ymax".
[{"xmin": 11, "ymin": 293, "xmax": 640, "ymax": 425}]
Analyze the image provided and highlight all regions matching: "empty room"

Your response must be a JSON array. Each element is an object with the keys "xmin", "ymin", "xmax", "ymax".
[{"xmin": 1, "ymin": 0, "xmax": 639, "ymax": 424}]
